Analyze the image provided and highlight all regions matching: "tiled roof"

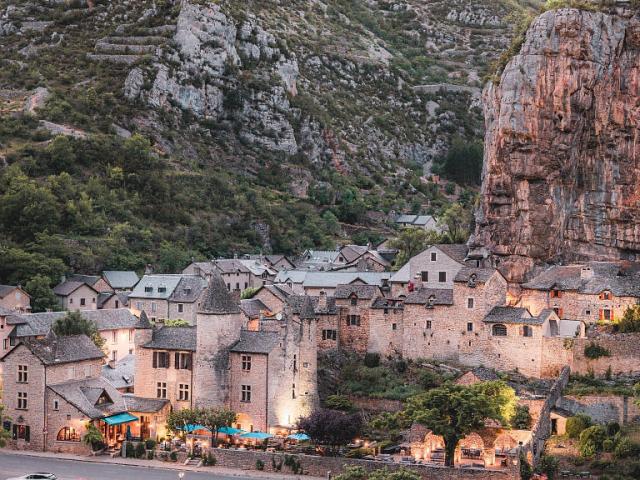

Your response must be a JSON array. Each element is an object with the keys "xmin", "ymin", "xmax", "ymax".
[
  {"xmin": 287, "ymin": 295, "xmax": 337, "ymax": 315},
  {"xmin": 404, "ymin": 288, "xmax": 454, "ymax": 306},
  {"xmin": 169, "ymin": 276, "xmax": 207, "ymax": 302},
  {"xmin": 101, "ymin": 354, "xmax": 135, "ymax": 390},
  {"xmin": 522, "ymin": 262, "xmax": 640, "ymax": 297},
  {"xmin": 142, "ymin": 326, "xmax": 196, "ymax": 351},
  {"xmin": 482, "ymin": 306, "xmax": 541, "ymax": 325},
  {"xmin": 214, "ymin": 259, "xmax": 252, "ymax": 274},
  {"xmin": 129, "ymin": 275, "xmax": 186, "ymax": 300},
  {"xmin": 230, "ymin": 330, "xmax": 280, "ymax": 354},
  {"xmin": 47, "ymin": 376, "xmax": 124, "ymax": 419},
  {"xmin": 53, "ymin": 280, "xmax": 97, "ymax": 296},
  {"xmin": 14, "ymin": 334, "xmax": 104, "ymax": 365},
  {"xmin": 122, "ymin": 394, "xmax": 169, "ymax": 413},
  {"xmin": 10, "ymin": 309, "xmax": 140, "ymax": 337},
  {"xmin": 240, "ymin": 298, "xmax": 269, "ymax": 319},
  {"xmin": 334, "ymin": 284, "xmax": 381, "ymax": 299},
  {"xmin": 200, "ymin": 272, "xmax": 241, "ymax": 314},
  {"xmin": 454, "ymin": 267, "xmax": 498, "ymax": 284},
  {"xmin": 103, "ymin": 271, "xmax": 139, "ymax": 290}
]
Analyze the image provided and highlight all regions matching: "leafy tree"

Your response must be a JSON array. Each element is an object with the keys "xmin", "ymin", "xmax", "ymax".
[
  {"xmin": 388, "ymin": 228, "xmax": 442, "ymax": 269},
  {"xmin": 83, "ymin": 422, "xmax": 104, "ymax": 451},
  {"xmin": 53, "ymin": 311, "xmax": 105, "ymax": 350},
  {"xmin": 436, "ymin": 137, "xmax": 483, "ymax": 185},
  {"xmin": 512, "ymin": 405, "xmax": 532, "ymax": 429},
  {"xmin": 566, "ymin": 414, "xmax": 592, "ymax": 439},
  {"xmin": 520, "ymin": 451, "xmax": 533, "ymax": 480},
  {"xmin": 156, "ymin": 241, "xmax": 197, "ymax": 273},
  {"xmin": 240, "ymin": 287, "xmax": 260, "ymax": 300},
  {"xmin": 0, "ymin": 404, "xmax": 10, "ymax": 448},
  {"xmin": 46, "ymin": 135, "xmax": 77, "ymax": 173},
  {"xmin": 164, "ymin": 319, "xmax": 190, "ymax": 327},
  {"xmin": 24, "ymin": 274, "xmax": 59, "ymax": 313},
  {"xmin": 578, "ymin": 425, "xmax": 607, "ymax": 458},
  {"xmin": 366, "ymin": 411, "xmax": 408, "ymax": 441},
  {"xmin": 0, "ymin": 245, "xmax": 66, "ymax": 286},
  {"xmin": 438, "ymin": 203, "xmax": 472, "ymax": 243},
  {"xmin": 166, "ymin": 408, "xmax": 201, "ymax": 434},
  {"xmin": 404, "ymin": 383, "xmax": 506, "ymax": 466},
  {"xmin": 298, "ymin": 409, "xmax": 363, "ymax": 455},
  {"xmin": 471, "ymin": 381, "xmax": 517, "ymax": 426},
  {"xmin": 199, "ymin": 407, "xmax": 237, "ymax": 444},
  {"xmin": 324, "ymin": 394, "xmax": 355, "ymax": 412},
  {"xmin": 617, "ymin": 306, "xmax": 640, "ymax": 333}
]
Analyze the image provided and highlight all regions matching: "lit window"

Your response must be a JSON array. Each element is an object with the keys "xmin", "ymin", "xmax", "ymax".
[
  {"xmin": 57, "ymin": 427, "xmax": 80, "ymax": 442},
  {"xmin": 241, "ymin": 385, "xmax": 252, "ymax": 403}
]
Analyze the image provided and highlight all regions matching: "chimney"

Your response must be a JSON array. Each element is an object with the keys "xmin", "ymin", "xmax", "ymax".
[
  {"xmin": 108, "ymin": 359, "xmax": 116, "ymax": 369},
  {"xmin": 317, "ymin": 291, "xmax": 327, "ymax": 311},
  {"xmin": 581, "ymin": 266, "xmax": 594, "ymax": 281}
]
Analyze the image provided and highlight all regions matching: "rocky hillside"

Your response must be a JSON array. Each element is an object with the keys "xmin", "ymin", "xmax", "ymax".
[
  {"xmin": 0, "ymin": 0, "xmax": 536, "ymax": 283},
  {"xmin": 472, "ymin": 3, "xmax": 640, "ymax": 282}
]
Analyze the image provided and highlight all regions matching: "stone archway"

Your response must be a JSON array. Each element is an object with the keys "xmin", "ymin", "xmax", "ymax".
[{"xmin": 457, "ymin": 432, "xmax": 485, "ymax": 465}]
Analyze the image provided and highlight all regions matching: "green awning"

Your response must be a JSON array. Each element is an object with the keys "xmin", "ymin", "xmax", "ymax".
[{"xmin": 102, "ymin": 412, "xmax": 138, "ymax": 426}]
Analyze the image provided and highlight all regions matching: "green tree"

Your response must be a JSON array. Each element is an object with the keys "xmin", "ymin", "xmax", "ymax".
[
  {"xmin": 166, "ymin": 408, "xmax": 201, "ymax": 435},
  {"xmin": 240, "ymin": 287, "xmax": 260, "ymax": 300},
  {"xmin": 566, "ymin": 414, "xmax": 592, "ymax": 439},
  {"xmin": 24, "ymin": 274, "xmax": 59, "ymax": 313},
  {"xmin": 388, "ymin": 228, "xmax": 442, "ymax": 269},
  {"xmin": 404, "ymin": 383, "xmax": 505, "ymax": 466},
  {"xmin": 438, "ymin": 203, "xmax": 472, "ymax": 244},
  {"xmin": 53, "ymin": 311, "xmax": 105, "ymax": 350},
  {"xmin": 472, "ymin": 381, "xmax": 517, "ymax": 426},
  {"xmin": 164, "ymin": 319, "xmax": 190, "ymax": 327},
  {"xmin": 46, "ymin": 135, "xmax": 76, "ymax": 173},
  {"xmin": 0, "ymin": 404, "xmax": 10, "ymax": 447},
  {"xmin": 325, "ymin": 394, "xmax": 355, "ymax": 412},
  {"xmin": 578, "ymin": 425, "xmax": 607, "ymax": 458},
  {"xmin": 156, "ymin": 241, "xmax": 196, "ymax": 273},
  {"xmin": 617, "ymin": 306, "xmax": 640, "ymax": 333},
  {"xmin": 512, "ymin": 405, "xmax": 532, "ymax": 429},
  {"xmin": 437, "ymin": 137, "xmax": 483, "ymax": 185},
  {"xmin": 199, "ymin": 407, "xmax": 237, "ymax": 444},
  {"xmin": 83, "ymin": 422, "xmax": 104, "ymax": 451}
]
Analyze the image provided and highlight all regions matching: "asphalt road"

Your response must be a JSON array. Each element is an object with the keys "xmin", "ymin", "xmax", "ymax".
[{"xmin": 0, "ymin": 452, "xmax": 261, "ymax": 480}]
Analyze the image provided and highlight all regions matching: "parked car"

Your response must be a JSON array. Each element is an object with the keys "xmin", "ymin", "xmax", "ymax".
[{"xmin": 7, "ymin": 474, "xmax": 57, "ymax": 480}]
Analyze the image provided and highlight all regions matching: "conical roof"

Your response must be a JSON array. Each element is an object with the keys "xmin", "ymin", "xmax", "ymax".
[
  {"xmin": 299, "ymin": 296, "xmax": 317, "ymax": 319},
  {"xmin": 135, "ymin": 311, "xmax": 153, "ymax": 329},
  {"xmin": 200, "ymin": 271, "xmax": 241, "ymax": 314}
]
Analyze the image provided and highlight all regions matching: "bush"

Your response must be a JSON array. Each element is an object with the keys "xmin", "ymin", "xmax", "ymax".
[
  {"xmin": 536, "ymin": 455, "xmax": 559, "ymax": 480},
  {"xmin": 145, "ymin": 439, "xmax": 157, "ymax": 450},
  {"xmin": 325, "ymin": 394, "xmax": 355, "ymax": 412},
  {"xmin": 606, "ymin": 422, "xmax": 620, "ymax": 436},
  {"xmin": 345, "ymin": 447, "xmax": 373, "ymax": 459},
  {"xmin": 512, "ymin": 405, "xmax": 532, "ymax": 429},
  {"xmin": 255, "ymin": 459, "xmax": 265, "ymax": 471},
  {"xmin": 125, "ymin": 442, "xmax": 135, "ymax": 458},
  {"xmin": 614, "ymin": 437, "xmax": 640, "ymax": 459},
  {"xmin": 364, "ymin": 353, "xmax": 380, "ymax": 368},
  {"xmin": 203, "ymin": 452, "xmax": 217, "ymax": 466},
  {"xmin": 584, "ymin": 342, "xmax": 611, "ymax": 359},
  {"xmin": 566, "ymin": 414, "xmax": 592, "ymax": 439},
  {"xmin": 170, "ymin": 451, "xmax": 178, "ymax": 462},
  {"xmin": 418, "ymin": 370, "xmax": 442, "ymax": 389},
  {"xmin": 602, "ymin": 438, "xmax": 615, "ymax": 453},
  {"xmin": 579, "ymin": 425, "xmax": 607, "ymax": 458},
  {"xmin": 135, "ymin": 442, "xmax": 146, "ymax": 459}
]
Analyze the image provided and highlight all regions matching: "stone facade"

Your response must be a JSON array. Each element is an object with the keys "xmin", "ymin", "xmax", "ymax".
[
  {"xmin": 366, "ymin": 302, "xmax": 404, "ymax": 357},
  {"xmin": 101, "ymin": 327, "xmax": 136, "ymax": 362},
  {"xmin": 60, "ymin": 283, "xmax": 99, "ymax": 311},
  {"xmin": 336, "ymin": 296, "xmax": 371, "ymax": 354},
  {"xmin": 0, "ymin": 286, "xmax": 31, "ymax": 312},
  {"xmin": 559, "ymin": 394, "xmax": 640, "ymax": 425}
]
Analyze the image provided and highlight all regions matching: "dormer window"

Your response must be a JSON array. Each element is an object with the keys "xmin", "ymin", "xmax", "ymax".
[
  {"xmin": 158, "ymin": 286, "xmax": 167, "ymax": 293},
  {"xmin": 350, "ymin": 294, "xmax": 358, "ymax": 306},
  {"xmin": 427, "ymin": 295, "xmax": 436, "ymax": 308},
  {"xmin": 599, "ymin": 291, "xmax": 612, "ymax": 300},
  {"xmin": 550, "ymin": 289, "xmax": 562, "ymax": 298},
  {"xmin": 96, "ymin": 390, "xmax": 113, "ymax": 406},
  {"xmin": 144, "ymin": 286, "xmax": 153, "ymax": 293}
]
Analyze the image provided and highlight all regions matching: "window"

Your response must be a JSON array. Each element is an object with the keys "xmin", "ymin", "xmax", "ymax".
[
  {"xmin": 175, "ymin": 352, "xmax": 192, "ymax": 370},
  {"xmin": 550, "ymin": 289, "xmax": 562, "ymax": 298},
  {"xmin": 152, "ymin": 351, "xmax": 170, "ymax": 368},
  {"xmin": 522, "ymin": 325, "xmax": 533, "ymax": 337},
  {"xmin": 492, "ymin": 324, "xmax": 507, "ymax": 336},
  {"xmin": 431, "ymin": 252, "xmax": 437, "ymax": 262},
  {"xmin": 227, "ymin": 283, "xmax": 231, "ymax": 291},
  {"xmin": 599, "ymin": 291, "xmax": 612, "ymax": 300},
  {"xmin": 235, "ymin": 283, "xmax": 240, "ymax": 290},
  {"xmin": 392, "ymin": 323, "xmax": 397, "ymax": 331},
  {"xmin": 53, "ymin": 399, "xmax": 59, "ymax": 411},
  {"xmin": 9, "ymin": 336, "xmax": 15, "ymax": 346},
  {"xmin": 467, "ymin": 322, "xmax": 473, "ymax": 332},
  {"xmin": 157, "ymin": 382, "xmax": 167, "ymax": 399},
  {"xmin": 347, "ymin": 315, "xmax": 361, "ymax": 326},
  {"xmin": 426, "ymin": 320, "xmax": 432, "ymax": 330},
  {"xmin": 178, "ymin": 384, "xmax": 190, "ymax": 401},
  {"xmin": 292, "ymin": 383, "xmax": 296, "ymax": 399},
  {"xmin": 3, "ymin": 338, "xmax": 7, "ymax": 350},
  {"xmin": 553, "ymin": 307, "xmax": 564, "ymax": 318},
  {"xmin": 242, "ymin": 355, "xmax": 252, "ymax": 371},
  {"xmin": 177, "ymin": 303, "xmax": 184, "ymax": 313},
  {"xmin": 111, "ymin": 351, "xmax": 117, "ymax": 362},
  {"xmin": 80, "ymin": 298, "xmax": 86, "ymax": 306},
  {"xmin": 322, "ymin": 329, "xmax": 337, "ymax": 341},
  {"xmin": 438, "ymin": 272, "xmax": 447, "ymax": 283},
  {"xmin": 467, "ymin": 298, "xmax": 474, "ymax": 309},
  {"xmin": 12, "ymin": 425, "xmax": 30, "ymax": 442},
  {"xmin": 601, "ymin": 309, "xmax": 612, "ymax": 321},
  {"xmin": 129, "ymin": 329, "xmax": 134, "ymax": 342},
  {"xmin": 151, "ymin": 302, "xmax": 157, "ymax": 313},
  {"xmin": 158, "ymin": 286, "xmax": 167, "ymax": 293},
  {"xmin": 421, "ymin": 271, "xmax": 429, "ymax": 282},
  {"xmin": 69, "ymin": 298, "xmax": 73, "ymax": 304},
  {"xmin": 350, "ymin": 296, "xmax": 358, "ymax": 306},
  {"xmin": 241, "ymin": 385, "xmax": 251, "ymax": 403},
  {"xmin": 57, "ymin": 426, "xmax": 80, "ymax": 442},
  {"xmin": 112, "ymin": 331, "xmax": 117, "ymax": 343},
  {"xmin": 115, "ymin": 300, "xmax": 119, "ymax": 308},
  {"xmin": 244, "ymin": 282, "xmax": 248, "ymax": 289},
  {"xmin": 145, "ymin": 286, "xmax": 153, "ymax": 293},
  {"xmin": 17, "ymin": 392, "xmax": 28, "ymax": 410},
  {"xmin": 17, "ymin": 365, "xmax": 28, "ymax": 383}
]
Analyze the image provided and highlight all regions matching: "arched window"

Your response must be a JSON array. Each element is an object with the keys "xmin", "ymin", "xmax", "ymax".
[
  {"xmin": 492, "ymin": 324, "xmax": 507, "ymax": 336},
  {"xmin": 57, "ymin": 427, "xmax": 80, "ymax": 442},
  {"xmin": 350, "ymin": 294, "xmax": 358, "ymax": 306}
]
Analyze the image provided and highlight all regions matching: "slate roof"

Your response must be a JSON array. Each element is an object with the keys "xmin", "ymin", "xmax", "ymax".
[
  {"xmin": 482, "ymin": 306, "xmax": 542, "ymax": 325},
  {"xmin": 334, "ymin": 284, "xmax": 381, "ymax": 299},
  {"xmin": 436, "ymin": 244, "xmax": 469, "ymax": 264},
  {"xmin": 299, "ymin": 296, "xmax": 317, "ymax": 319},
  {"xmin": 129, "ymin": 274, "xmax": 186, "ymax": 300},
  {"xmin": 103, "ymin": 271, "xmax": 139, "ymax": 290},
  {"xmin": 521, "ymin": 262, "xmax": 640, "ymax": 297},
  {"xmin": 303, "ymin": 271, "xmax": 392, "ymax": 288},
  {"xmin": 300, "ymin": 250, "xmax": 340, "ymax": 264},
  {"xmin": 9, "ymin": 309, "xmax": 140, "ymax": 338},
  {"xmin": 0, "ymin": 285, "xmax": 20, "ymax": 298},
  {"xmin": 101, "ymin": 354, "xmax": 135, "ymax": 390},
  {"xmin": 97, "ymin": 292, "xmax": 129, "ymax": 309},
  {"xmin": 214, "ymin": 259, "xmax": 252, "ymax": 274},
  {"xmin": 274, "ymin": 270, "xmax": 308, "ymax": 284},
  {"xmin": 142, "ymin": 326, "xmax": 196, "ymax": 351},
  {"xmin": 200, "ymin": 272, "xmax": 241, "ymax": 314},
  {"xmin": 0, "ymin": 305, "xmax": 13, "ymax": 316},
  {"xmin": 53, "ymin": 280, "xmax": 97, "ymax": 297},
  {"xmin": 230, "ymin": 330, "xmax": 280, "ymax": 354},
  {"xmin": 8, "ymin": 334, "xmax": 104, "ymax": 365},
  {"xmin": 395, "ymin": 215, "xmax": 438, "ymax": 227},
  {"xmin": 169, "ymin": 276, "xmax": 207, "ymax": 303},
  {"xmin": 371, "ymin": 297, "xmax": 404, "ymax": 310},
  {"xmin": 454, "ymin": 267, "xmax": 498, "ymax": 284},
  {"xmin": 238, "ymin": 259, "xmax": 276, "ymax": 277},
  {"xmin": 134, "ymin": 311, "xmax": 153, "ymax": 329},
  {"xmin": 287, "ymin": 295, "xmax": 337, "ymax": 315},
  {"xmin": 47, "ymin": 376, "xmax": 124, "ymax": 419},
  {"xmin": 261, "ymin": 284, "xmax": 294, "ymax": 302},
  {"xmin": 240, "ymin": 298, "xmax": 269, "ymax": 318},
  {"xmin": 339, "ymin": 245, "xmax": 369, "ymax": 263},
  {"xmin": 122, "ymin": 395, "xmax": 170, "ymax": 413},
  {"xmin": 404, "ymin": 288, "xmax": 454, "ymax": 306},
  {"xmin": 265, "ymin": 255, "xmax": 294, "ymax": 268}
]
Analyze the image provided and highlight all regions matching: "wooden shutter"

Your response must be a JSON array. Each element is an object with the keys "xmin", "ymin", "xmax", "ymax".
[
  {"xmin": 599, "ymin": 309, "xmax": 604, "ymax": 321},
  {"xmin": 152, "ymin": 352, "xmax": 157, "ymax": 368},
  {"xmin": 175, "ymin": 352, "xmax": 180, "ymax": 369}
]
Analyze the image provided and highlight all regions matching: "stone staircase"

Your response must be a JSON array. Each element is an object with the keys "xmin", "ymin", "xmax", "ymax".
[
  {"xmin": 184, "ymin": 457, "xmax": 202, "ymax": 467},
  {"xmin": 88, "ymin": 24, "xmax": 174, "ymax": 64}
]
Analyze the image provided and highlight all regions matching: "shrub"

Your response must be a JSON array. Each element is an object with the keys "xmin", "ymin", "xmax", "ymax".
[
  {"xmin": 125, "ymin": 442, "xmax": 135, "ymax": 458},
  {"xmin": 614, "ymin": 437, "xmax": 640, "ymax": 459},
  {"xmin": 203, "ymin": 452, "xmax": 216, "ymax": 466},
  {"xmin": 255, "ymin": 459, "xmax": 265, "ymax": 471},
  {"xmin": 145, "ymin": 439, "xmax": 157, "ymax": 450},
  {"xmin": 418, "ymin": 370, "xmax": 442, "ymax": 389},
  {"xmin": 536, "ymin": 455, "xmax": 559, "ymax": 480},
  {"xmin": 135, "ymin": 442, "xmax": 146, "ymax": 459},
  {"xmin": 147, "ymin": 450, "xmax": 155, "ymax": 460},
  {"xmin": 602, "ymin": 438, "xmax": 614, "ymax": 453},
  {"xmin": 170, "ymin": 451, "xmax": 178, "ymax": 462},
  {"xmin": 520, "ymin": 452, "xmax": 533, "ymax": 480},
  {"xmin": 364, "ymin": 353, "xmax": 380, "ymax": 368},
  {"xmin": 566, "ymin": 414, "xmax": 592, "ymax": 439},
  {"xmin": 512, "ymin": 405, "xmax": 532, "ymax": 429},
  {"xmin": 345, "ymin": 447, "xmax": 374, "ymax": 459},
  {"xmin": 579, "ymin": 425, "xmax": 607, "ymax": 458},
  {"xmin": 325, "ymin": 394, "xmax": 355, "ymax": 412},
  {"xmin": 584, "ymin": 342, "xmax": 611, "ymax": 359},
  {"xmin": 606, "ymin": 422, "xmax": 620, "ymax": 436}
]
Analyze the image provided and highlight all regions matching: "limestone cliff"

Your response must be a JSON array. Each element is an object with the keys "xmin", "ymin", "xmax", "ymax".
[{"xmin": 473, "ymin": 6, "xmax": 640, "ymax": 282}]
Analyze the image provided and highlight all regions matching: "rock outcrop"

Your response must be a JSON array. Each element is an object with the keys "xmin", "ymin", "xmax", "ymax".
[{"xmin": 473, "ymin": 7, "xmax": 640, "ymax": 282}]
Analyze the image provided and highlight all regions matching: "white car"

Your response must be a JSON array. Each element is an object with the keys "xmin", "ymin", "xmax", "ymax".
[{"xmin": 7, "ymin": 474, "xmax": 57, "ymax": 480}]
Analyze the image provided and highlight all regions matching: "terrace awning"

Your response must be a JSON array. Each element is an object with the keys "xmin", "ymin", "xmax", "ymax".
[
  {"xmin": 240, "ymin": 431, "xmax": 273, "ymax": 440},
  {"xmin": 219, "ymin": 426, "xmax": 245, "ymax": 435},
  {"xmin": 102, "ymin": 412, "xmax": 138, "ymax": 426}
]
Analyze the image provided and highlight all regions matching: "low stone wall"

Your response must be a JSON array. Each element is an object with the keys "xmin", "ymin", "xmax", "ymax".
[
  {"xmin": 572, "ymin": 333, "xmax": 640, "ymax": 376},
  {"xmin": 207, "ymin": 448, "xmax": 516, "ymax": 480},
  {"xmin": 348, "ymin": 395, "xmax": 403, "ymax": 413},
  {"xmin": 560, "ymin": 395, "xmax": 640, "ymax": 425}
]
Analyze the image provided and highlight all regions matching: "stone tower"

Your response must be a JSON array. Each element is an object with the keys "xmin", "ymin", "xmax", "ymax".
[
  {"xmin": 193, "ymin": 271, "xmax": 244, "ymax": 408},
  {"xmin": 295, "ymin": 297, "xmax": 319, "ymax": 416}
]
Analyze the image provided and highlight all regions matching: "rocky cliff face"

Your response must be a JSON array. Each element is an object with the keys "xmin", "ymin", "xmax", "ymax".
[{"xmin": 473, "ymin": 6, "xmax": 640, "ymax": 282}]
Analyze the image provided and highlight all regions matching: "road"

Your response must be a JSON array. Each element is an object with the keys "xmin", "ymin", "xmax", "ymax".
[{"xmin": 0, "ymin": 452, "xmax": 261, "ymax": 480}]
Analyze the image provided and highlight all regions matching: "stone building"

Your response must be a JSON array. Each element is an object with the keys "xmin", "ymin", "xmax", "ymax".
[
  {"xmin": 184, "ymin": 258, "xmax": 266, "ymax": 293},
  {"xmin": 334, "ymin": 284, "xmax": 382, "ymax": 354},
  {"xmin": 0, "ymin": 285, "xmax": 31, "ymax": 313},
  {"xmin": 53, "ymin": 280, "xmax": 100, "ymax": 311},
  {"xmin": 128, "ymin": 274, "xmax": 208, "ymax": 324},
  {"xmin": 519, "ymin": 262, "xmax": 640, "ymax": 324}
]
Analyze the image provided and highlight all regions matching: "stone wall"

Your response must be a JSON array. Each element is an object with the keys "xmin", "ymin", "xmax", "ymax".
[
  {"xmin": 206, "ymin": 448, "xmax": 516, "ymax": 479},
  {"xmin": 572, "ymin": 333, "xmax": 640, "ymax": 376},
  {"xmin": 347, "ymin": 395, "xmax": 403, "ymax": 413},
  {"xmin": 367, "ymin": 306, "xmax": 403, "ymax": 357},
  {"xmin": 560, "ymin": 395, "xmax": 640, "ymax": 425}
]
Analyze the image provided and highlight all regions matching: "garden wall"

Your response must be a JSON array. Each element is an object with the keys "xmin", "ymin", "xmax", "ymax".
[
  {"xmin": 559, "ymin": 395, "xmax": 640, "ymax": 425},
  {"xmin": 572, "ymin": 333, "xmax": 640, "ymax": 376},
  {"xmin": 207, "ymin": 448, "xmax": 517, "ymax": 480},
  {"xmin": 347, "ymin": 395, "xmax": 403, "ymax": 413}
]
